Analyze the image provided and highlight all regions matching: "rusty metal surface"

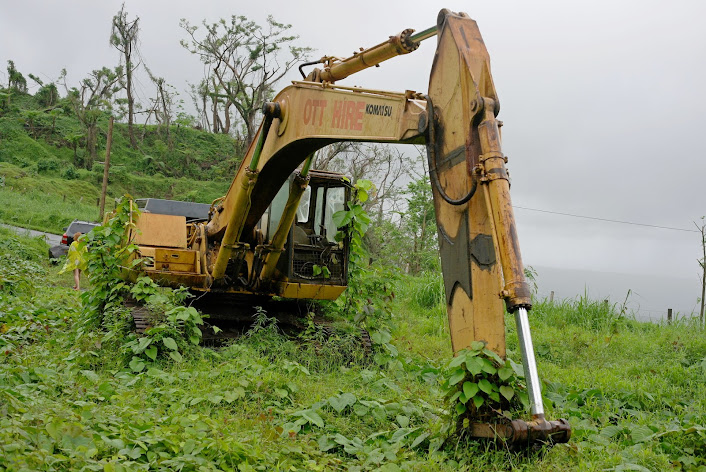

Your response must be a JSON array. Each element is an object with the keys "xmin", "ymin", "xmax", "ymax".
[
  {"xmin": 427, "ymin": 10, "xmax": 506, "ymax": 355},
  {"xmin": 468, "ymin": 418, "xmax": 571, "ymax": 444}
]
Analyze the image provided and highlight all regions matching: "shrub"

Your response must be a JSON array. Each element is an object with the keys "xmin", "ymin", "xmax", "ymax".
[
  {"xmin": 35, "ymin": 157, "xmax": 59, "ymax": 173},
  {"xmin": 62, "ymin": 165, "xmax": 79, "ymax": 180}
]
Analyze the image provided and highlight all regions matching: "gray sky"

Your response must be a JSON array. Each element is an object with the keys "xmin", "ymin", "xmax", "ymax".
[{"xmin": 2, "ymin": 0, "xmax": 705, "ymax": 308}]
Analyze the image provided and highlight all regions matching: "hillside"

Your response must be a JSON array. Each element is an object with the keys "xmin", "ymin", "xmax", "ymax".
[
  {"xmin": 0, "ymin": 88, "xmax": 238, "ymax": 232},
  {"xmin": 2, "ymin": 226, "xmax": 706, "ymax": 470}
]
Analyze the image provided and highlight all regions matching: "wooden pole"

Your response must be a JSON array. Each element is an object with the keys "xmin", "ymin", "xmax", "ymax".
[
  {"xmin": 667, "ymin": 308, "xmax": 672, "ymax": 324},
  {"xmin": 99, "ymin": 116, "xmax": 114, "ymax": 222},
  {"xmin": 549, "ymin": 291, "xmax": 554, "ymax": 303}
]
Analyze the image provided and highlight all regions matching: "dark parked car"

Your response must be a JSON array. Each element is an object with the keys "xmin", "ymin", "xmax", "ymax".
[{"xmin": 48, "ymin": 220, "xmax": 99, "ymax": 260}]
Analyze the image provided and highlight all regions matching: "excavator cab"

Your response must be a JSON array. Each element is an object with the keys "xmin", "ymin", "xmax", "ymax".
[{"xmin": 259, "ymin": 169, "xmax": 351, "ymax": 287}]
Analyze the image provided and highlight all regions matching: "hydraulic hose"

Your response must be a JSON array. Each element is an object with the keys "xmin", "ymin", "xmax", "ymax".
[{"xmin": 423, "ymin": 95, "xmax": 477, "ymax": 206}]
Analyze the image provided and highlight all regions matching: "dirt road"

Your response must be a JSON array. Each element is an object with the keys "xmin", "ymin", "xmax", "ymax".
[{"xmin": 1, "ymin": 223, "xmax": 62, "ymax": 246}]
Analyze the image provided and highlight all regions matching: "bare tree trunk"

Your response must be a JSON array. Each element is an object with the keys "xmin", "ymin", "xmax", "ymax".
[
  {"xmin": 212, "ymin": 96, "xmax": 220, "ymax": 134},
  {"xmin": 126, "ymin": 68, "xmax": 137, "ymax": 148},
  {"xmin": 202, "ymin": 94, "xmax": 211, "ymax": 132},
  {"xmin": 86, "ymin": 125, "xmax": 98, "ymax": 167},
  {"xmin": 223, "ymin": 100, "xmax": 231, "ymax": 134}
]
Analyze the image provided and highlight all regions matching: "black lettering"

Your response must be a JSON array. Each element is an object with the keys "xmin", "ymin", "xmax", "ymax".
[{"xmin": 364, "ymin": 103, "xmax": 394, "ymax": 118}]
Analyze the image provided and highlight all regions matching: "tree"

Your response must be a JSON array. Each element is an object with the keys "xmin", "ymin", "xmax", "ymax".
[
  {"xmin": 143, "ymin": 65, "xmax": 176, "ymax": 143},
  {"xmin": 6, "ymin": 60, "xmax": 27, "ymax": 93},
  {"xmin": 697, "ymin": 217, "xmax": 706, "ymax": 326},
  {"xmin": 110, "ymin": 3, "xmax": 140, "ymax": 149},
  {"xmin": 28, "ymin": 73, "xmax": 59, "ymax": 107},
  {"xmin": 61, "ymin": 67, "xmax": 121, "ymax": 166},
  {"xmin": 403, "ymin": 176, "xmax": 437, "ymax": 273},
  {"xmin": 180, "ymin": 14, "xmax": 311, "ymax": 146}
]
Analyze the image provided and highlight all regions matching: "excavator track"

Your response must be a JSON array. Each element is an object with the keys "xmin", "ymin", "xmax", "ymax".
[{"xmin": 124, "ymin": 295, "xmax": 372, "ymax": 355}]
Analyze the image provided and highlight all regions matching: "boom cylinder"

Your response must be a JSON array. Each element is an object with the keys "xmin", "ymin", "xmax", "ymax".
[{"xmin": 319, "ymin": 27, "xmax": 435, "ymax": 82}]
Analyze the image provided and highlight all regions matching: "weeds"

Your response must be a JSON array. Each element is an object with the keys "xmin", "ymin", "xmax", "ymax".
[{"xmin": 3, "ymin": 229, "xmax": 706, "ymax": 470}]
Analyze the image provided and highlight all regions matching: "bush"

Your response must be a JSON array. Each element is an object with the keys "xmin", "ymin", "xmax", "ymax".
[
  {"xmin": 35, "ymin": 157, "xmax": 59, "ymax": 173},
  {"xmin": 62, "ymin": 165, "xmax": 79, "ymax": 180}
]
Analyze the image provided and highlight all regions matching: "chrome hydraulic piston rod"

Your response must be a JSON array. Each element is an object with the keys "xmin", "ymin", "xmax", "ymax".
[{"xmin": 515, "ymin": 307, "xmax": 544, "ymax": 418}]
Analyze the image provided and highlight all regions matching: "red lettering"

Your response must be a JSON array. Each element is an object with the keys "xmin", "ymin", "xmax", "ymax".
[
  {"xmin": 344, "ymin": 101, "xmax": 356, "ymax": 129},
  {"xmin": 317, "ymin": 100, "xmax": 327, "ymax": 126},
  {"xmin": 303, "ymin": 99, "xmax": 313, "ymax": 125},
  {"xmin": 352, "ymin": 101, "xmax": 364, "ymax": 130},
  {"xmin": 331, "ymin": 101, "xmax": 343, "ymax": 128},
  {"xmin": 330, "ymin": 100, "xmax": 364, "ymax": 130}
]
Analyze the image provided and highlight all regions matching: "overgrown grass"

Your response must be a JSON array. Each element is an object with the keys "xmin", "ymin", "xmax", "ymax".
[
  {"xmin": 2, "ymin": 230, "xmax": 706, "ymax": 470},
  {"xmin": 0, "ymin": 161, "xmax": 230, "ymax": 233}
]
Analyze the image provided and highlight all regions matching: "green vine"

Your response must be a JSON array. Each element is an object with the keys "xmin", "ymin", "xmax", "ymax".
[
  {"xmin": 331, "ymin": 180, "xmax": 396, "ymax": 329},
  {"xmin": 74, "ymin": 195, "xmax": 204, "ymax": 370},
  {"xmin": 78, "ymin": 196, "xmax": 140, "ymax": 335},
  {"xmin": 441, "ymin": 341, "xmax": 529, "ymax": 433}
]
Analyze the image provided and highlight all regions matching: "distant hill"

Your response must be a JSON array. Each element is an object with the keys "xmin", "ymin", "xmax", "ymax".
[{"xmin": 0, "ymin": 87, "xmax": 241, "ymax": 232}]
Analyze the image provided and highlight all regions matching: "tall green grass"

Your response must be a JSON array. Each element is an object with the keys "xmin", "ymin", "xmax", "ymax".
[
  {"xmin": 3, "ymin": 231, "xmax": 706, "ymax": 471},
  {"xmin": 0, "ymin": 161, "xmax": 230, "ymax": 233}
]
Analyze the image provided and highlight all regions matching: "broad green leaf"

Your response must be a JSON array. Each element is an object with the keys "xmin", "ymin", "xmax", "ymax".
[
  {"xmin": 465, "ymin": 357, "xmax": 482, "ymax": 376},
  {"xmin": 455, "ymin": 403, "xmax": 467, "ymax": 415},
  {"xmin": 472, "ymin": 395, "xmax": 484, "ymax": 409},
  {"xmin": 144, "ymin": 346, "xmax": 157, "ymax": 360},
  {"xmin": 448, "ymin": 369, "xmax": 466, "ymax": 386},
  {"xmin": 478, "ymin": 379, "xmax": 493, "ymax": 394},
  {"xmin": 470, "ymin": 341, "xmax": 485, "ymax": 351},
  {"xmin": 137, "ymin": 337, "xmax": 152, "ymax": 353},
  {"xmin": 410, "ymin": 432, "xmax": 430, "ymax": 449},
  {"xmin": 480, "ymin": 358, "xmax": 497, "ymax": 375},
  {"xmin": 499, "ymin": 385, "xmax": 515, "ymax": 401},
  {"xmin": 629, "ymin": 425, "xmax": 654, "ymax": 443},
  {"xmin": 601, "ymin": 425, "xmax": 622, "ymax": 439},
  {"xmin": 162, "ymin": 337, "xmax": 178, "ymax": 351},
  {"xmin": 498, "ymin": 366, "xmax": 513, "ymax": 381},
  {"xmin": 168, "ymin": 351, "xmax": 183, "ymax": 362},
  {"xmin": 81, "ymin": 370, "xmax": 100, "ymax": 382},
  {"xmin": 328, "ymin": 393, "xmax": 355, "ymax": 413},
  {"xmin": 482, "ymin": 348, "xmax": 504, "ymax": 364},
  {"xmin": 448, "ymin": 355, "xmax": 466, "ymax": 368},
  {"xmin": 299, "ymin": 409, "xmax": 325, "ymax": 428},
  {"xmin": 318, "ymin": 435, "xmax": 337, "ymax": 452},
  {"xmin": 510, "ymin": 360, "xmax": 525, "ymax": 378},
  {"xmin": 332, "ymin": 210, "xmax": 352, "ymax": 228},
  {"xmin": 463, "ymin": 381, "xmax": 479, "ymax": 399},
  {"xmin": 129, "ymin": 357, "xmax": 145, "ymax": 373},
  {"xmin": 396, "ymin": 415, "xmax": 410, "ymax": 428}
]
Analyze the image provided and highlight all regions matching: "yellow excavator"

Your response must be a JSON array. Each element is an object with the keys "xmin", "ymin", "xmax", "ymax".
[{"xmin": 123, "ymin": 9, "xmax": 570, "ymax": 444}]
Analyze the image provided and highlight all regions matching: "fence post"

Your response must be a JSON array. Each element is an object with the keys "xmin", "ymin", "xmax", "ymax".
[
  {"xmin": 667, "ymin": 308, "xmax": 672, "ymax": 324},
  {"xmin": 549, "ymin": 291, "xmax": 554, "ymax": 303}
]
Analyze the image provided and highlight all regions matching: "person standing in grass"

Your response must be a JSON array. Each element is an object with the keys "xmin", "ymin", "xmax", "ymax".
[{"xmin": 60, "ymin": 232, "xmax": 87, "ymax": 290}]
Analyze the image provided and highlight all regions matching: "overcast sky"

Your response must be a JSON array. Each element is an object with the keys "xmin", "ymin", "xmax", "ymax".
[{"xmin": 2, "ymin": 0, "xmax": 705, "ymax": 308}]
